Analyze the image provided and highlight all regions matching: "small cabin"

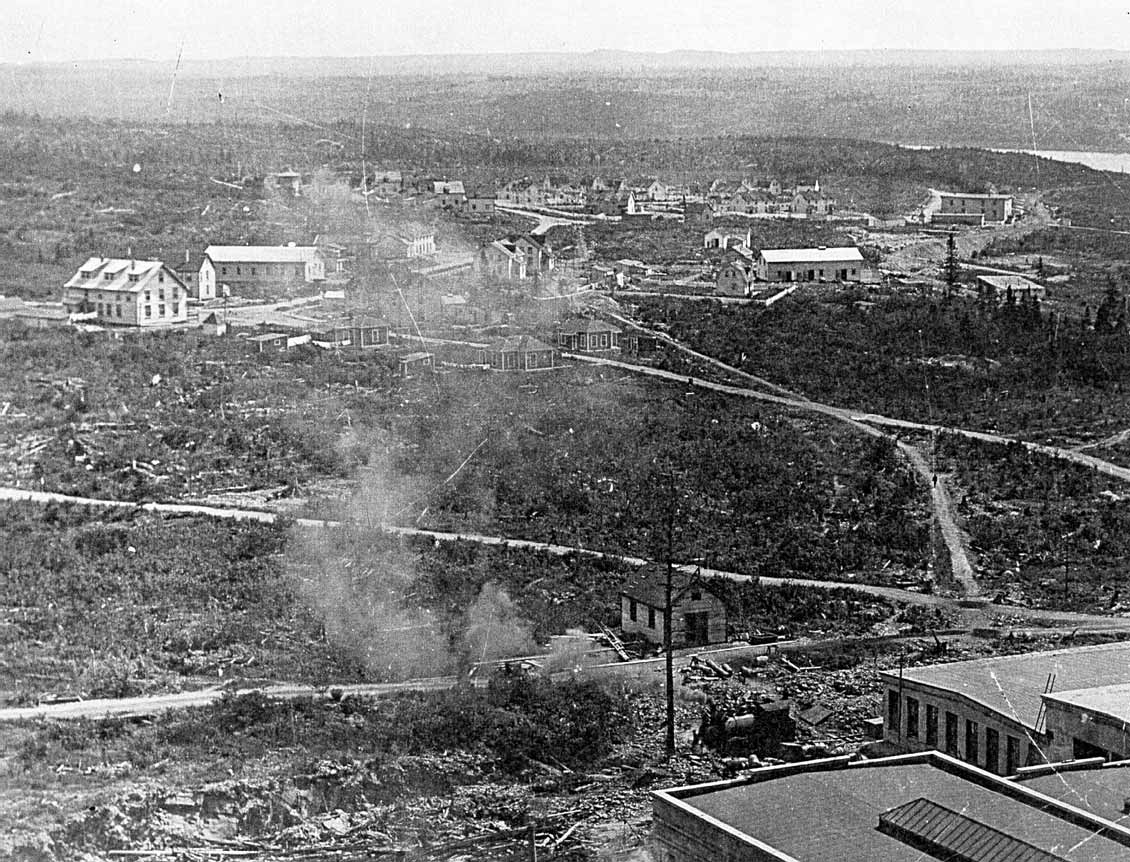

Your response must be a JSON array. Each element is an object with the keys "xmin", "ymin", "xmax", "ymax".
[{"xmin": 620, "ymin": 568, "xmax": 728, "ymax": 647}]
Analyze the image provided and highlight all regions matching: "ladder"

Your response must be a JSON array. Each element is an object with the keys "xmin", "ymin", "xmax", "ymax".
[{"xmin": 597, "ymin": 623, "xmax": 631, "ymax": 662}]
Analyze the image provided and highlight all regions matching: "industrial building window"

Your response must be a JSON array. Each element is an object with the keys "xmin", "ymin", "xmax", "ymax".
[
  {"xmin": 905, "ymin": 697, "xmax": 919, "ymax": 739},
  {"xmin": 251, "ymin": 267, "xmax": 257, "ymax": 275},
  {"xmin": 944, "ymin": 712, "xmax": 958, "ymax": 756},
  {"xmin": 925, "ymin": 705, "xmax": 938, "ymax": 747},
  {"xmin": 222, "ymin": 267, "xmax": 227, "ymax": 275},
  {"xmin": 647, "ymin": 607, "xmax": 656, "ymax": 629},
  {"xmin": 965, "ymin": 720, "xmax": 979, "ymax": 765},
  {"xmin": 628, "ymin": 600, "xmax": 637, "ymax": 622},
  {"xmin": 985, "ymin": 727, "xmax": 1000, "ymax": 773},
  {"xmin": 236, "ymin": 267, "xmax": 241, "ymax": 275},
  {"xmin": 1006, "ymin": 736, "xmax": 1021, "ymax": 774},
  {"xmin": 888, "ymin": 690, "xmax": 900, "ymax": 732}
]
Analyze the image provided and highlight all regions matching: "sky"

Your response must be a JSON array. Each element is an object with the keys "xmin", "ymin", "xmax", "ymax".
[{"xmin": 2, "ymin": 0, "xmax": 1130, "ymax": 63}]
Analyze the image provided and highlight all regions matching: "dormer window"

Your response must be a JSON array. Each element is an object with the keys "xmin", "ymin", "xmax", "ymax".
[
  {"xmin": 104, "ymin": 272, "xmax": 113, "ymax": 280},
  {"xmin": 128, "ymin": 274, "xmax": 139, "ymax": 282}
]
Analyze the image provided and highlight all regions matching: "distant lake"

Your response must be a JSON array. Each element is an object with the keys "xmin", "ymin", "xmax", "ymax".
[{"xmin": 891, "ymin": 143, "xmax": 1130, "ymax": 174}]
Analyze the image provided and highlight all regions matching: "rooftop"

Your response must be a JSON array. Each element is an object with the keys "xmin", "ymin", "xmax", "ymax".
[
  {"xmin": 977, "ymin": 274, "xmax": 1044, "ymax": 290},
  {"xmin": 1018, "ymin": 762, "xmax": 1130, "ymax": 823},
  {"xmin": 558, "ymin": 318, "xmax": 621, "ymax": 335},
  {"xmin": 759, "ymin": 247, "xmax": 865, "ymax": 264},
  {"xmin": 620, "ymin": 567, "xmax": 718, "ymax": 607},
  {"xmin": 1044, "ymin": 681, "xmax": 1130, "ymax": 724},
  {"xmin": 64, "ymin": 257, "xmax": 180, "ymax": 294},
  {"xmin": 487, "ymin": 335, "xmax": 556, "ymax": 353},
  {"xmin": 882, "ymin": 641, "xmax": 1130, "ymax": 732},
  {"xmin": 659, "ymin": 754, "xmax": 1130, "ymax": 862},
  {"xmin": 205, "ymin": 246, "xmax": 321, "ymax": 264},
  {"xmin": 939, "ymin": 191, "xmax": 1013, "ymax": 200}
]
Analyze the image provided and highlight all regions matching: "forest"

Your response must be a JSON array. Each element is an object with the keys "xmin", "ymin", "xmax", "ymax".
[{"xmin": 638, "ymin": 286, "xmax": 1130, "ymax": 443}]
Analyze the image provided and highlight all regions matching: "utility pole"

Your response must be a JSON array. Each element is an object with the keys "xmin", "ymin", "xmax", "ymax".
[{"xmin": 664, "ymin": 467, "xmax": 677, "ymax": 760}]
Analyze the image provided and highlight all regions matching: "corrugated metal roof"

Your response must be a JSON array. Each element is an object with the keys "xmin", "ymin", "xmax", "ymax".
[
  {"xmin": 759, "ymin": 247, "xmax": 864, "ymax": 264},
  {"xmin": 884, "ymin": 642, "xmax": 1130, "ymax": 732},
  {"xmin": 879, "ymin": 797, "xmax": 1066, "ymax": 862}
]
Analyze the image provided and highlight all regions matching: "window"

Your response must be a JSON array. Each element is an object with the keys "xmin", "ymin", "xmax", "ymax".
[
  {"xmin": 1006, "ymin": 736, "xmax": 1021, "ymax": 774},
  {"xmin": 104, "ymin": 272, "xmax": 113, "ymax": 280},
  {"xmin": 158, "ymin": 304, "xmax": 166, "ymax": 317},
  {"xmin": 251, "ymin": 267, "xmax": 256, "ymax": 275},
  {"xmin": 144, "ymin": 306, "xmax": 151, "ymax": 318},
  {"xmin": 221, "ymin": 266, "xmax": 228, "ymax": 275},
  {"xmin": 236, "ymin": 266, "xmax": 241, "ymax": 275},
  {"xmin": 888, "ymin": 690, "xmax": 900, "ymax": 732},
  {"xmin": 158, "ymin": 271, "xmax": 164, "ymax": 282},
  {"xmin": 905, "ymin": 697, "xmax": 919, "ymax": 739},
  {"xmin": 116, "ymin": 306, "xmax": 122, "ymax": 318},
  {"xmin": 945, "ymin": 712, "xmax": 958, "ymax": 756},
  {"xmin": 647, "ymin": 607, "xmax": 656, "ymax": 629},
  {"xmin": 985, "ymin": 727, "xmax": 1000, "ymax": 773},
  {"xmin": 925, "ymin": 704, "xmax": 938, "ymax": 748},
  {"xmin": 295, "ymin": 266, "xmax": 303, "ymax": 278},
  {"xmin": 97, "ymin": 303, "xmax": 104, "ymax": 316},
  {"xmin": 965, "ymin": 720, "xmax": 979, "ymax": 764},
  {"xmin": 628, "ymin": 599, "xmax": 637, "ymax": 622}
]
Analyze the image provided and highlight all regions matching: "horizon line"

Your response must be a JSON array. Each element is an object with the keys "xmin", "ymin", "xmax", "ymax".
[{"xmin": 5, "ymin": 46, "xmax": 1130, "ymax": 68}]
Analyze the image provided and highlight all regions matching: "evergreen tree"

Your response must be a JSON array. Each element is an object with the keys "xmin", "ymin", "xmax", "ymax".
[{"xmin": 944, "ymin": 232, "xmax": 958, "ymax": 291}]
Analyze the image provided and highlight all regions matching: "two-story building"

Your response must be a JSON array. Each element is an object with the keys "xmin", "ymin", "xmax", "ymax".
[
  {"xmin": 937, "ymin": 191, "xmax": 1014, "ymax": 223},
  {"xmin": 433, "ymin": 180, "xmax": 466, "ymax": 211},
  {"xmin": 62, "ymin": 257, "xmax": 188, "ymax": 327},
  {"xmin": 200, "ymin": 246, "xmax": 325, "ymax": 298},
  {"xmin": 880, "ymin": 640, "xmax": 1130, "ymax": 775}
]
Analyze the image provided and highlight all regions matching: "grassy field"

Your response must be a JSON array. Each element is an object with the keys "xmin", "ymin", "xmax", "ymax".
[{"xmin": 933, "ymin": 434, "xmax": 1130, "ymax": 613}]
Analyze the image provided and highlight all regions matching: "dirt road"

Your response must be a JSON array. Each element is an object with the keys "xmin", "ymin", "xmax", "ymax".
[{"xmin": 0, "ymin": 679, "xmax": 457, "ymax": 723}]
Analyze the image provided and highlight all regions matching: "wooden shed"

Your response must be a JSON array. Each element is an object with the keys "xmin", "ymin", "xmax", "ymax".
[{"xmin": 620, "ymin": 568, "xmax": 728, "ymax": 647}]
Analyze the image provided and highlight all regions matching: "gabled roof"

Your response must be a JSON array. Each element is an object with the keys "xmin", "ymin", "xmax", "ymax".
[
  {"xmin": 65, "ymin": 257, "xmax": 182, "ymax": 294},
  {"xmin": 759, "ymin": 247, "xmax": 864, "ymax": 264},
  {"xmin": 433, "ymin": 180, "xmax": 466, "ymax": 195},
  {"xmin": 620, "ymin": 566, "xmax": 721, "ymax": 607},
  {"xmin": 487, "ymin": 335, "xmax": 556, "ymax": 353},
  {"xmin": 558, "ymin": 318, "xmax": 621, "ymax": 335},
  {"xmin": 205, "ymin": 246, "xmax": 321, "ymax": 264},
  {"xmin": 486, "ymin": 239, "xmax": 522, "ymax": 261}
]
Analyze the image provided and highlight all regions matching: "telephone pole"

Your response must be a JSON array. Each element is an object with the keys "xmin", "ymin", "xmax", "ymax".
[{"xmin": 664, "ymin": 468, "xmax": 676, "ymax": 759}]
